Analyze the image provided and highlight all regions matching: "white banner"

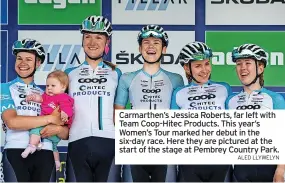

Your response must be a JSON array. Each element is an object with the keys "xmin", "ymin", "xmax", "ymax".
[
  {"xmin": 206, "ymin": 0, "xmax": 285, "ymax": 25},
  {"xmin": 115, "ymin": 110, "xmax": 285, "ymax": 164},
  {"xmin": 112, "ymin": 0, "xmax": 195, "ymax": 25}
]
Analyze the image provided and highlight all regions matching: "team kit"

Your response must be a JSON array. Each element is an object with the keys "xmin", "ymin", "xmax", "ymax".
[{"xmin": 1, "ymin": 15, "xmax": 285, "ymax": 182}]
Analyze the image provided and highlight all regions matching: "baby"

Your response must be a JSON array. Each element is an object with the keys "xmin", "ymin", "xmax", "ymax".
[{"xmin": 22, "ymin": 70, "xmax": 74, "ymax": 171}]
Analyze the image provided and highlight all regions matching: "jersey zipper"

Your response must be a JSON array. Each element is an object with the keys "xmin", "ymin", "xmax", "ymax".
[
  {"xmin": 149, "ymin": 76, "xmax": 152, "ymax": 110},
  {"xmin": 90, "ymin": 69, "xmax": 95, "ymax": 134}
]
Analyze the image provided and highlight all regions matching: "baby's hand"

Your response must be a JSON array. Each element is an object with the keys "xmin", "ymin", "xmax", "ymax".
[
  {"xmin": 26, "ymin": 93, "xmax": 42, "ymax": 103},
  {"xmin": 61, "ymin": 111, "xmax": 68, "ymax": 123}
]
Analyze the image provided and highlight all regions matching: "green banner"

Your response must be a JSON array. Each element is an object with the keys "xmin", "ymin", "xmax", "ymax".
[
  {"xmin": 18, "ymin": 0, "xmax": 102, "ymax": 25},
  {"xmin": 206, "ymin": 31, "xmax": 285, "ymax": 86}
]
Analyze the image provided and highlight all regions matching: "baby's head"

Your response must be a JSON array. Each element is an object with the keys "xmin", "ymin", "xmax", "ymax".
[{"xmin": 46, "ymin": 70, "xmax": 69, "ymax": 96}]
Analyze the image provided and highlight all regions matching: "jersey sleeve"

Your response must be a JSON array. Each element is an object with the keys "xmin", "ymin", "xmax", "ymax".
[
  {"xmin": 170, "ymin": 87, "xmax": 181, "ymax": 109},
  {"xmin": 115, "ymin": 74, "xmax": 129, "ymax": 107},
  {"xmin": 115, "ymin": 67, "xmax": 122, "ymax": 82},
  {"xmin": 174, "ymin": 74, "xmax": 185, "ymax": 90},
  {"xmin": 273, "ymin": 93, "xmax": 285, "ymax": 109},
  {"xmin": 225, "ymin": 94, "xmax": 235, "ymax": 109},
  {"xmin": 0, "ymin": 83, "xmax": 16, "ymax": 114},
  {"xmin": 224, "ymin": 82, "xmax": 233, "ymax": 97}
]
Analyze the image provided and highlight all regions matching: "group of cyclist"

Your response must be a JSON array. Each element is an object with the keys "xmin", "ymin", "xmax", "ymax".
[{"xmin": 1, "ymin": 14, "xmax": 284, "ymax": 182}]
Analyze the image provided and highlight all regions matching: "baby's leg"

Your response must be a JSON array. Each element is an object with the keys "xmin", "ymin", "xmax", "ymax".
[
  {"xmin": 21, "ymin": 134, "xmax": 41, "ymax": 158},
  {"xmin": 29, "ymin": 134, "xmax": 41, "ymax": 146},
  {"xmin": 54, "ymin": 151, "xmax": 61, "ymax": 171},
  {"xmin": 21, "ymin": 127, "xmax": 43, "ymax": 158}
]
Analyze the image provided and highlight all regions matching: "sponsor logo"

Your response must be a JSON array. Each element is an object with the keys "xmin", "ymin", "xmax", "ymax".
[
  {"xmin": 142, "ymin": 89, "xmax": 161, "ymax": 94},
  {"xmin": 0, "ymin": 95, "xmax": 10, "ymax": 100},
  {"xmin": 212, "ymin": 51, "xmax": 284, "ymax": 66},
  {"xmin": 206, "ymin": 31, "xmax": 285, "ymax": 86},
  {"xmin": 24, "ymin": 0, "xmax": 96, "ymax": 9},
  {"xmin": 1, "ymin": 104, "xmax": 15, "ymax": 113},
  {"xmin": 48, "ymin": 102, "xmax": 57, "ymax": 109},
  {"xmin": 78, "ymin": 77, "xmax": 107, "ymax": 84},
  {"xmin": 19, "ymin": 0, "xmax": 102, "ymax": 24},
  {"xmin": 116, "ymin": 52, "xmax": 180, "ymax": 64},
  {"xmin": 236, "ymin": 105, "xmax": 261, "ymax": 110},
  {"xmin": 188, "ymin": 94, "xmax": 216, "ymax": 101},
  {"xmin": 19, "ymin": 94, "xmax": 26, "ymax": 99},
  {"xmin": 112, "ymin": 1, "xmax": 194, "ymax": 25},
  {"xmin": 211, "ymin": 0, "xmax": 285, "ymax": 4},
  {"xmin": 119, "ymin": 0, "xmax": 187, "ymax": 11},
  {"xmin": 79, "ymin": 68, "xmax": 90, "ymax": 76},
  {"xmin": 41, "ymin": 44, "xmax": 83, "ymax": 71}
]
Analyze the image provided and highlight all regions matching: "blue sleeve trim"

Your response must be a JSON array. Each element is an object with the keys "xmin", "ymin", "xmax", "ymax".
[
  {"xmin": 170, "ymin": 86, "xmax": 184, "ymax": 109},
  {"xmin": 225, "ymin": 93, "xmax": 237, "ymax": 109},
  {"xmin": 115, "ymin": 67, "xmax": 122, "ymax": 82},
  {"xmin": 262, "ymin": 89, "xmax": 285, "ymax": 109},
  {"xmin": 0, "ymin": 83, "xmax": 16, "ymax": 114}
]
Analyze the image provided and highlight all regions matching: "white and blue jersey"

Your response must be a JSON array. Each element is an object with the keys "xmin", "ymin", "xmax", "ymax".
[
  {"xmin": 226, "ymin": 88, "xmax": 285, "ymax": 110},
  {"xmin": 115, "ymin": 68, "xmax": 184, "ymax": 109},
  {"xmin": 65, "ymin": 61, "xmax": 122, "ymax": 142},
  {"xmin": 0, "ymin": 77, "xmax": 52, "ymax": 150},
  {"xmin": 171, "ymin": 80, "xmax": 232, "ymax": 110}
]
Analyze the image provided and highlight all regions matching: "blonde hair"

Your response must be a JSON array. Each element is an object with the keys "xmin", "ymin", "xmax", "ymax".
[{"xmin": 47, "ymin": 70, "xmax": 69, "ymax": 89}]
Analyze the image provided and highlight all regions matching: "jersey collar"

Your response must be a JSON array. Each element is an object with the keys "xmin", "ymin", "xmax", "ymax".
[
  {"xmin": 16, "ymin": 77, "xmax": 36, "ymax": 86},
  {"xmin": 189, "ymin": 80, "xmax": 212, "ymax": 86},
  {"xmin": 82, "ymin": 60, "xmax": 105, "ymax": 68},
  {"xmin": 241, "ymin": 87, "xmax": 264, "ymax": 95},
  {"xmin": 141, "ymin": 68, "xmax": 162, "ymax": 78}
]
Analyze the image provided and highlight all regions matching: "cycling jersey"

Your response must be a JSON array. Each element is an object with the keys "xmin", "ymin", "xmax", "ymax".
[
  {"xmin": 115, "ymin": 68, "xmax": 184, "ymax": 109},
  {"xmin": 226, "ymin": 88, "xmax": 285, "ymax": 110},
  {"xmin": 65, "ymin": 61, "xmax": 121, "ymax": 142},
  {"xmin": 0, "ymin": 77, "xmax": 52, "ymax": 150},
  {"xmin": 115, "ymin": 68, "xmax": 183, "ymax": 182},
  {"xmin": 226, "ymin": 88, "xmax": 285, "ymax": 182},
  {"xmin": 171, "ymin": 80, "xmax": 232, "ymax": 110},
  {"xmin": 171, "ymin": 80, "xmax": 232, "ymax": 182}
]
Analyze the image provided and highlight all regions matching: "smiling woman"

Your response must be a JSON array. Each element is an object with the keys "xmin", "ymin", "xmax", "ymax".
[
  {"xmin": 226, "ymin": 43, "xmax": 285, "ymax": 182},
  {"xmin": 171, "ymin": 41, "xmax": 233, "ymax": 182},
  {"xmin": 1, "ymin": 38, "xmax": 68, "ymax": 182}
]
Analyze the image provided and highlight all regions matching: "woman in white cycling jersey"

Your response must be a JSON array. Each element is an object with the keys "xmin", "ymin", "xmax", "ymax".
[
  {"xmin": 171, "ymin": 41, "xmax": 233, "ymax": 182},
  {"xmin": 226, "ymin": 43, "xmax": 285, "ymax": 182},
  {"xmin": 115, "ymin": 25, "xmax": 184, "ymax": 182},
  {"xmin": 64, "ymin": 15, "xmax": 122, "ymax": 182},
  {"xmin": 0, "ymin": 38, "xmax": 66, "ymax": 182}
]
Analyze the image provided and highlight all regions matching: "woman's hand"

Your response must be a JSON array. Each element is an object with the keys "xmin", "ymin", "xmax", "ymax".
[
  {"xmin": 40, "ymin": 124, "xmax": 61, "ymax": 138},
  {"xmin": 274, "ymin": 166, "xmax": 285, "ymax": 182},
  {"xmin": 48, "ymin": 107, "xmax": 65, "ymax": 126}
]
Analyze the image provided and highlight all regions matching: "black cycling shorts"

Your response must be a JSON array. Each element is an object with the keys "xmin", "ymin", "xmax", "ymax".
[
  {"xmin": 178, "ymin": 165, "xmax": 233, "ymax": 182},
  {"xmin": 65, "ymin": 136, "xmax": 121, "ymax": 182},
  {"xmin": 233, "ymin": 165, "xmax": 277, "ymax": 182},
  {"xmin": 2, "ymin": 148, "xmax": 56, "ymax": 182},
  {"xmin": 123, "ymin": 165, "xmax": 177, "ymax": 182}
]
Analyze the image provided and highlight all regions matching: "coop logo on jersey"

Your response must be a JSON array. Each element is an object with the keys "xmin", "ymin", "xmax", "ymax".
[
  {"xmin": 119, "ymin": 0, "xmax": 187, "ymax": 11},
  {"xmin": 40, "ymin": 44, "xmax": 83, "ymax": 71}
]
